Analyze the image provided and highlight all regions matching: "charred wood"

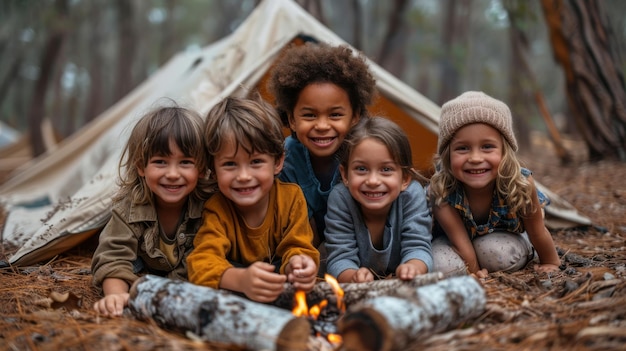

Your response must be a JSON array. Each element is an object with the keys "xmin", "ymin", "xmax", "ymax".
[{"xmin": 274, "ymin": 271, "xmax": 447, "ymax": 310}]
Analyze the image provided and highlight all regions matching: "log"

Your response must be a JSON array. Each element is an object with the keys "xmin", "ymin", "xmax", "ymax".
[
  {"xmin": 273, "ymin": 271, "xmax": 447, "ymax": 310},
  {"xmin": 128, "ymin": 275, "xmax": 311, "ymax": 351},
  {"xmin": 338, "ymin": 275, "xmax": 486, "ymax": 351}
]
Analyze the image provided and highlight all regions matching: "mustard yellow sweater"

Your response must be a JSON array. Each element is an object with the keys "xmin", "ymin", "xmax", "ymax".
[{"xmin": 187, "ymin": 179, "xmax": 320, "ymax": 289}]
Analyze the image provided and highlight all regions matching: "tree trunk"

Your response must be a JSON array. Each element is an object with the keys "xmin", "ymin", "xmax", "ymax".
[
  {"xmin": 350, "ymin": 0, "xmax": 363, "ymax": 51},
  {"xmin": 129, "ymin": 275, "xmax": 312, "ymax": 351},
  {"xmin": 28, "ymin": 0, "xmax": 67, "ymax": 157},
  {"xmin": 339, "ymin": 276, "xmax": 486, "ymax": 351},
  {"xmin": 114, "ymin": 0, "xmax": 136, "ymax": 101},
  {"xmin": 438, "ymin": 0, "xmax": 471, "ymax": 105},
  {"xmin": 541, "ymin": 0, "xmax": 626, "ymax": 161},
  {"xmin": 159, "ymin": 0, "xmax": 178, "ymax": 65},
  {"xmin": 296, "ymin": 0, "xmax": 326, "ymax": 26},
  {"xmin": 506, "ymin": 1, "xmax": 571, "ymax": 162},
  {"xmin": 376, "ymin": 0, "xmax": 409, "ymax": 77},
  {"xmin": 85, "ymin": 0, "xmax": 104, "ymax": 123},
  {"xmin": 0, "ymin": 52, "xmax": 22, "ymax": 113}
]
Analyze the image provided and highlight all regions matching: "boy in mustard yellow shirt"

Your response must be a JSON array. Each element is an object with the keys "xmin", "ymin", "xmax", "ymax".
[{"xmin": 187, "ymin": 95, "xmax": 319, "ymax": 303}]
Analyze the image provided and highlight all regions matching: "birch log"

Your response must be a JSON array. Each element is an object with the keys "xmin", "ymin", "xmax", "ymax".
[
  {"xmin": 338, "ymin": 275, "xmax": 486, "ymax": 351},
  {"xmin": 273, "ymin": 271, "xmax": 447, "ymax": 310},
  {"xmin": 128, "ymin": 275, "xmax": 311, "ymax": 351}
]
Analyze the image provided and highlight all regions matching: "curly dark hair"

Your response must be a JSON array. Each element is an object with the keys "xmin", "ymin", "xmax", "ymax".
[{"xmin": 267, "ymin": 42, "xmax": 377, "ymax": 125}]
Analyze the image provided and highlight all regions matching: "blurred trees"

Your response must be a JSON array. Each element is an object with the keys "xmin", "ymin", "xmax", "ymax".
[
  {"xmin": 1, "ymin": 0, "xmax": 625, "ymax": 161},
  {"xmin": 542, "ymin": 0, "xmax": 626, "ymax": 161}
]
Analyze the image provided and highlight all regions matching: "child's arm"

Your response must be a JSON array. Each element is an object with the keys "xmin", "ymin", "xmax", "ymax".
[
  {"xmin": 433, "ymin": 203, "xmax": 484, "ymax": 275},
  {"xmin": 397, "ymin": 182, "xmax": 435, "ymax": 279},
  {"xmin": 219, "ymin": 262, "xmax": 287, "ymax": 303},
  {"xmin": 523, "ymin": 178, "xmax": 561, "ymax": 273},
  {"xmin": 324, "ymin": 185, "xmax": 367, "ymax": 282},
  {"xmin": 91, "ymin": 206, "xmax": 143, "ymax": 316},
  {"xmin": 93, "ymin": 277, "xmax": 130, "ymax": 316}
]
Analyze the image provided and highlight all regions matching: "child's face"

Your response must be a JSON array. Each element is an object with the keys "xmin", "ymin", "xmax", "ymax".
[
  {"xmin": 290, "ymin": 82, "xmax": 357, "ymax": 160},
  {"xmin": 449, "ymin": 123, "xmax": 503, "ymax": 192},
  {"xmin": 138, "ymin": 139, "xmax": 200, "ymax": 209},
  {"xmin": 213, "ymin": 137, "xmax": 284, "ymax": 219},
  {"xmin": 340, "ymin": 138, "xmax": 410, "ymax": 216}
]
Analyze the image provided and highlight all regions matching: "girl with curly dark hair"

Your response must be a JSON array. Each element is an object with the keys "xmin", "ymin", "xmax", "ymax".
[{"xmin": 268, "ymin": 42, "xmax": 377, "ymax": 249}]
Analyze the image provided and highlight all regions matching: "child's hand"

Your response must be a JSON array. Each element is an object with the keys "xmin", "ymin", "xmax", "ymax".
[
  {"xmin": 286, "ymin": 255, "xmax": 317, "ymax": 291},
  {"xmin": 471, "ymin": 268, "xmax": 489, "ymax": 279},
  {"xmin": 395, "ymin": 259, "xmax": 428, "ymax": 280},
  {"xmin": 241, "ymin": 262, "xmax": 287, "ymax": 302},
  {"xmin": 93, "ymin": 293, "xmax": 130, "ymax": 317},
  {"xmin": 534, "ymin": 263, "xmax": 560, "ymax": 274},
  {"xmin": 351, "ymin": 267, "xmax": 374, "ymax": 283}
]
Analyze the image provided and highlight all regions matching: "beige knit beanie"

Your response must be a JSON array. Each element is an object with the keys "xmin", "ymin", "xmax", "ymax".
[{"xmin": 438, "ymin": 91, "xmax": 518, "ymax": 154}]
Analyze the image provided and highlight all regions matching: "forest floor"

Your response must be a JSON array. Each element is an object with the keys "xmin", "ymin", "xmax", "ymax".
[{"xmin": 0, "ymin": 136, "xmax": 625, "ymax": 351}]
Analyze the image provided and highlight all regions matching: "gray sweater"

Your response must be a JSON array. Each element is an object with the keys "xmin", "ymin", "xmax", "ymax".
[{"xmin": 324, "ymin": 180, "xmax": 433, "ymax": 278}]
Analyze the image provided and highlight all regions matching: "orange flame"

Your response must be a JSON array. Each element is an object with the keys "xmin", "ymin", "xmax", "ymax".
[
  {"xmin": 327, "ymin": 333, "xmax": 343, "ymax": 344},
  {"xmin": 292, "ymin": 290, "xmax": 309, "ymax": 317},
  {"xmin": 291, "ymin": 275, "xmax": 345, "ymax": 346},
  {"xmin": 324, "ymin": 274, "xmax": 345, "ymax": 312}
]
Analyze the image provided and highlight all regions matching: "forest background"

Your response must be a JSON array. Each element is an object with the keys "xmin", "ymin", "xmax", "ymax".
[
  {"xmin": 1, "ymin": 1, "xmax": 626, "ymax": 350},
  {"xmin": 1, "ymin": 0, "xmax": 625, "ymax": 165}
]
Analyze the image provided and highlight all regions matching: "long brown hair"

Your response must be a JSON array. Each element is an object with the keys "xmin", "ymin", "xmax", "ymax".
[
  {"xmin": 116, "ymin": 102, "xmax": 210, "ymax": 205},
  {"xmin": 430, "ymin": 134, "xmax": 535, "ymax": 216}
]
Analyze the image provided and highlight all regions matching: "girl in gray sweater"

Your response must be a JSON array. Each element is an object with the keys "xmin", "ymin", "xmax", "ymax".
[{"xmin": 324, "ymin": 117, "xmax": 433, "ymax": 283}]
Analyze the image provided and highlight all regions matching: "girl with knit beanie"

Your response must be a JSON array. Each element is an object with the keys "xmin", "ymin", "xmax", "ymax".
[{"xmin": 429, "ymin": 91, "xmax": 561, "ymax": 277}]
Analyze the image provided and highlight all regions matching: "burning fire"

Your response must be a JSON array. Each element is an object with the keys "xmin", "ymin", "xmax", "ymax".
[{"xmin": 292, "ymin": 274, "xmax": 345, "ymax": 345}]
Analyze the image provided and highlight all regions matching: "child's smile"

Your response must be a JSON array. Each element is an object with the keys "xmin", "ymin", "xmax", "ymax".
[
  {"xmin": 449, "ymin": 123, "xmax": 503, "ymax": 192},
  {"xmin": 290, "ymin": 82, "xmax": 356, "ymax": 160}
]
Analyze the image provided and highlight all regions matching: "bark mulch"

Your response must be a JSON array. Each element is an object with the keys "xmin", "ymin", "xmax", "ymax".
[{"xmin": 1, "ymin": 150, "xmax": 625, "ymax": 351}]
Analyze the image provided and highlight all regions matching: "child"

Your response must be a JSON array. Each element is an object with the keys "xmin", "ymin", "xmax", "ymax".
[
  {"xmin": 91, "ymin": 103, "xmax": 211, "ymax": 316},
  {"xmin": 429, "ymin": 91, "xmax": 561, "ymax": 277},
  {"xmin": 268, "ymin": 42, "xmax": 377, "ymax": 246},
  {"xmin": 186, "ymin": 95, "xmax": 320, "ymax": 303},
  {"xmin": 325, "ymin": 117, "xmax": 433, "ymax": 283}
]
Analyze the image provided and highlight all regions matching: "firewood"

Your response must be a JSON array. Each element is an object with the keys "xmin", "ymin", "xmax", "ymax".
[
  {"xmin": 128, "ymin": 275, "xmax": 311, "ymax": 351},
  {"xmin": 338, "ymin": 275, "xmax": 486, "ymax": 351},
  {"xmin": 273, "ymin": 271, "xmax": 447, "ymax": 310}
]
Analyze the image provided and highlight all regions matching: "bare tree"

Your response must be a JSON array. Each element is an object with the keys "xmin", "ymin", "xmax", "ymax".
[
  {"xmin": 0, "ymin": 52, "xmax": 22, "ymax": 113},
  {"xmin": 376, "ymin": 0, "xmax": 409, "ymax": 77},
  {"xmin": 296, "ymin": 0, "xmax": 326, "ymax": 26},
  {"xmin": 541, "ymin": 0, "xmax": 626, "ymax": 161},
  {"xmin": 159, "ymin": 0, "xmax": 178, "ymax": 65},
  {"xmin": 505, "ymin": 0, "xmax": 571, "ymax": 161},
  {"xmin": 85, "ymin": 0, "xmax": 105, "ymax": 122},
  {"xmin": 28, "ymin": 0, "xmax": 68, "ymax": 157},
  {"xmin": 351, "ymin": 0, "xmax": 363, "ymax": 51},
  {"xmin": 115, "ymin": 0, "xmax": 136, "ymax": 101},
  {"xmin": 438, "ymin": 0, "xmax": 471, "ymax": 105}
]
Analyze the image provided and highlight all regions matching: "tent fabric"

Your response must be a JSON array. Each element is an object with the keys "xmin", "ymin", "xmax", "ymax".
[{"xmin": 0, "ymin": 0, "xmax": 590, "ymax": 267}]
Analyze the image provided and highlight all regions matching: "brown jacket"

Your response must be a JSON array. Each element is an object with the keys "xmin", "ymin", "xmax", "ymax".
[{"xmin": 91, "ymin": 195, "xmax": 205, "ymax": 291}]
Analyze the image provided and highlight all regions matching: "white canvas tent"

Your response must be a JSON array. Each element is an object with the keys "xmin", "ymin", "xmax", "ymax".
[{"xmin": 0, "ymin": 0, "xmax": 590, "ymax": 267}]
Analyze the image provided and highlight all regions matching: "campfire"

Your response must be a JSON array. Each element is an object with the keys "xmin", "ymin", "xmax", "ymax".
[
  {"xmin": 128, "ymin": 272, "xmax": 486, "ymax": 351},
  {"xmin": 292, "ymin": 274, "xmax": 345, "ymax": 345}
]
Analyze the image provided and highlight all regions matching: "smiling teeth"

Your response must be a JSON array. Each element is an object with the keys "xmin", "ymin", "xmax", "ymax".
[
  {"xmin": 312, "ymin": 137, "xmax": 334, "ymax": 145},
  {"xmin": 467, "ymin": 170, "xmax": 487, "ymax": 174},
  {"xmin": 364, "ymin": 192, "xmax": 384, "ymax": 198}
]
